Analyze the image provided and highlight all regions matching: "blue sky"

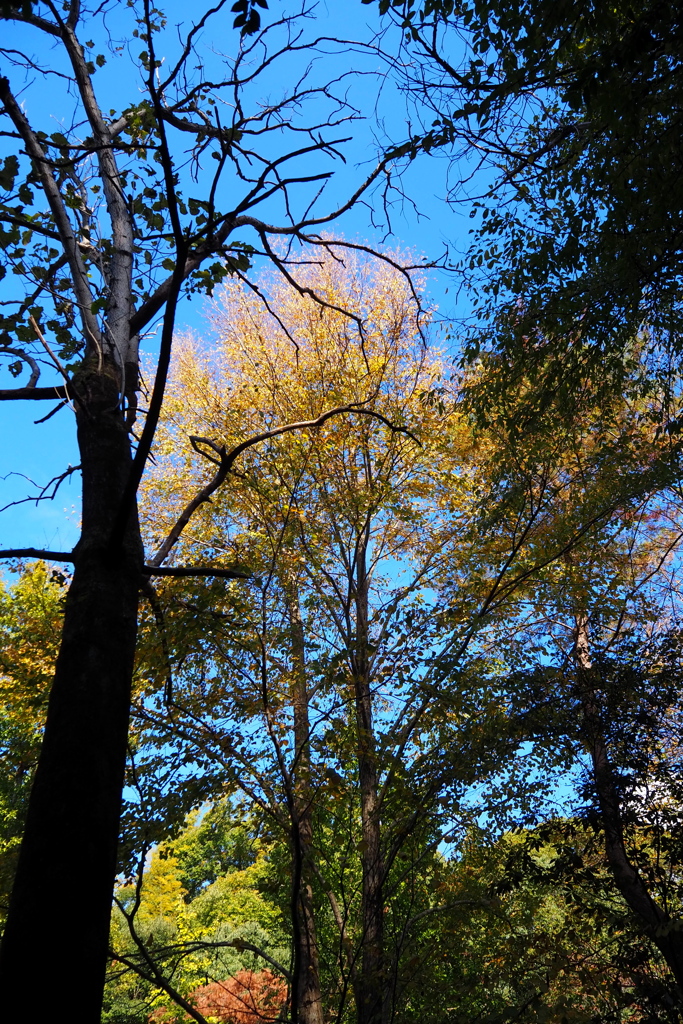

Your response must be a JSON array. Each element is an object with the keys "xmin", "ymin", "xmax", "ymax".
[{"xmin": 0, "ymin": 0, "xmax": 475, "ymax": 555}]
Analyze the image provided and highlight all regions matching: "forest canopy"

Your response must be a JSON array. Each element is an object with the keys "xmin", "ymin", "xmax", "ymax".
[{"xmin": 1, "ymin": 1, "xmax": 683, "ymax": 1022}]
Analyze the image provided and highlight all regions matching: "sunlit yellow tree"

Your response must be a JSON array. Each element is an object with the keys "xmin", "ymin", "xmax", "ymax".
[
  {"xmin": 135, "ymin": 251, "xmax": 475, "ymax": 1024},
  {"xmin": 118, "ymin": 248, "xmax": 679, "ymax": 1024}
]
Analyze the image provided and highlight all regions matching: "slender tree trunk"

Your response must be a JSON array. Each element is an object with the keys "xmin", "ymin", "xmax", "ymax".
[
  {"xmin": 0, "ymin": 361, "xmax": 143, "ymax": 1020},
  {"xmin": 355, "ymin": 685, "xmax": 385, "ymax": 1024},
  {"xmin": 286, "ymin": 582, "xmax": 325, "ymax": 1024},
  {"xmin": 575, "ymin": 614, "xmax": 683, "ymax": 996},
  {"xmin": 352, "ymin": 530, "xmax": 387, "ymax": 1024}
]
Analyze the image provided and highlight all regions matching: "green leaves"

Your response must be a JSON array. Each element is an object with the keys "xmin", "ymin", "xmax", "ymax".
[
  {"xmin": 373, "ymin": 2, "xmax": 683, "ymax": 441},
  {"xmin": 0, "ymin": 155, "xmax": 18, "ymax": 192},
  {"xmin": 231, "ymin": 0, "xmax": 269, "ymax": 37}
]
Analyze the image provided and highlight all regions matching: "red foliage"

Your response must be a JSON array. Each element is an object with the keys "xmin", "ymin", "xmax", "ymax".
[{"xmin": 151, "ymin": 969, "xmax": 287, "ymax": 1024}]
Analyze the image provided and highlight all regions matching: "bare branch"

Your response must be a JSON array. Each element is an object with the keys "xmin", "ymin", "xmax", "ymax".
[
  {"xmin": 0, "ymin": 464, "xmax": 80, "ymax": 513},
  {"xmin": 34, "ymin": 400, "xmax": 70, "ymax": 424},
  {"xmin": 0, "ymin": 385, "xmax": 69, "ymax": 401},
  {"xmin": 6, "ymin": 9, "xmax": 61, "ymax": 37},
  {"xmin": 113, "ymin": 937, "xmax": 292, "ymax": 983},
  {"xmin": 148, "ymin": 404, "xmax": 418, "ymax": 568},
  {"xmin": 0, "ymin": 548, "xmax": 74, "ymax": 561},
  {"xmin": 232, "ymin": 156, "xmax": 390, "ymax": 235}
]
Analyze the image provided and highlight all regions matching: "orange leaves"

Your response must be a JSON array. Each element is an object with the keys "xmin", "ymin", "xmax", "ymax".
[
  {"xmin": 190, "ymin": 970, "xmax": 287, "ymax": 1024},
  {"xmin": 151, "ymin": 970, "xmax": 287, "ymax": 1024}
]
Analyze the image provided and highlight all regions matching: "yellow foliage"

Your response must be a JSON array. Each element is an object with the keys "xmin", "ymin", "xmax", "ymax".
[
  {"xmin": 141, "ymin": 248, "xmax": 476, "ymax": 591},
  {"xmin": 190, "ymin": 854, "xmax": 280, "ymax": 931},
  {"xmin": 135, "ymin": 849, "xmax": 188, "ymax": 923},
  {"xmin": 0, "ymin": 561, "xmax": 64, "ymax": 733}
]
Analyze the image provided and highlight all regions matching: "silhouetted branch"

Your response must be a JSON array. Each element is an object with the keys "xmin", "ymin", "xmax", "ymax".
[
  {"xmin": 0, "ymin": 385, "xmax": 69, "ymax": 401},
  {"xmin": 0, "ymin": 548, "xmax": 73, "ymax": 561},
  {"xmin": 149, "ymin": 403, "xmax": 418, "ymax": 568},
  {"xmin": 0, "ymin": 464, "xmax": 80, "ymax": 513}
]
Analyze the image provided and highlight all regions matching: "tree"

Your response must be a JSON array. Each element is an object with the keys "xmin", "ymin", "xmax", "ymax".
[
  {"xmin": 574, "ymin": 624, "xmax": 683, "ymax": 998},
  {"xmin": 444, "ymin": 820, "xmax": 682, "ymax": 1022},
  {"xmin": 369, "ymin": 0, "xmax": 683, "ymax": 434},
  {"xmin": 5, "ymin": 4, "xmax": 682, "ymax": 1015},
  {"xmin": 117, "ymin": 247, "xmax": 671, "ymax": 1023},
  {"xmin": 180, "ymin": 970, "xmax": 287, "ymax": 1024},
  {"xmin": 0, "ymin": 3, "xmax": 403, "ymax": 1016},
  {"xmin": 488, "ymin": 455, "xmax": 683, "ymax": 1004},
  {"xmin": 366, "ymin": 6, "xmax": 683, "ymax": 997},
  {"xmin": 133, "ymin": 251, "xmax": 468, "ymax": 1024}
]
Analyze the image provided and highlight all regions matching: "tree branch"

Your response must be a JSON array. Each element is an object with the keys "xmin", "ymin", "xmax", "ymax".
[
  {"xmin": 0, "ymin": 76, "xmax": 101, "ymax": 353},
  {"xmin": 0, "ymin": 385, "xmax": 69, "ymax": 401},
  {"xmin": 60, "ymin": 18, "xmax": 135, "ymax": 369},
  {"xmin": 128, "ymin": 223, "xmax": 236, "ymax": 338},
  {"xmin": 148, "ymin": 404, "xmax": 417, "ymax": 568},
  {"xmin": 0, "ymin": 548, "xmax": 73, "ymax": 561},
  {"xmin": 141, "ymin": 566, "xmax": 250, "ymax": 579},
  {"xmin": 0, "ymin": 212, "xmax": 60, "ymax": 239},
  {"xmin": 231, "ymin": 156, "xmax": 390, "ymax": 235},
  {"xmin": 114, "ymin": 937, "xmax": 292, "ymax": 983},
  {"xmin": 112, "ymin": 901, "xmax": 212, "ymax": 1024}
]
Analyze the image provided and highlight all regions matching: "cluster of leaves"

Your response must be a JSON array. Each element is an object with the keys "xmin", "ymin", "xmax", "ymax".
[
  {"xmin": 406, "ymin": 1, "xmax": 683, "ymax": 433},
  {"xmin": 3, "ymin": 0, "xmax": 683, "ymax": 1020},
  {"xmin": 107, "ymin": 796, "xmax": 683, "ymax": 1023},
  {"xmin": 2, "ymin": 236, "xmax": 683, "ymax": 1017},
  {"xmin": 0, "ymin": 563, "xmax": 64, "ymax": 919}
]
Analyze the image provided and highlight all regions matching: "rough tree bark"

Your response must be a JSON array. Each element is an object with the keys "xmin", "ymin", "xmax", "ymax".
[
  {"xmin": 0, "ymin": 361, "xmax": 143, "ymax": 1013},
  {"xmin": 0, "ymin": 11, "xmax": 143, "ymax": 1007}
]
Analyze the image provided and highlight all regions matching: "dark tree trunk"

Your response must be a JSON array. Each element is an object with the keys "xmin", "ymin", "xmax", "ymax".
[
  {"xmin": 576, "ymin": 615, "xmax": 683, "ymax": 997},
  {"xmin": 0, "ymin": 363, "xmax": 143, "ymax": 1020},
  {"xmin": 353, "ymin": 529, "xmax": 387, "ymax": 1024},
  {"xmin": 356, "ymin": 687, "xmax": 384, "ymax": 1024},
  {"xmin": 287, "ymin": 583, "xmax": 325, "ymax": 1024}
]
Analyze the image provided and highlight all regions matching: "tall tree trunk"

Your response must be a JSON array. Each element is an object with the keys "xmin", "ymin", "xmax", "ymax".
[
  {"xmin": 286, "ymin": 582, "xmax": 325, "ymax": 1024},
  {"xmin": 0, "ymin": 362, "xmax": 143, "ymax": 1020},
  {"xmin": 575, "ymin": 614, "xmax": 683, "ymax": 995},
  {"xmin": 352, "ymin": 529, "xmax": 387, "ymax": 1024}
]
